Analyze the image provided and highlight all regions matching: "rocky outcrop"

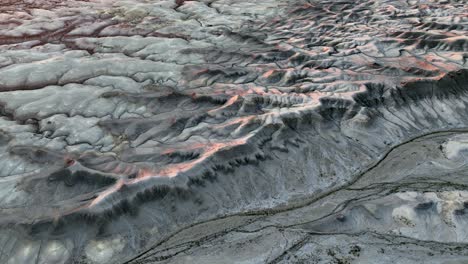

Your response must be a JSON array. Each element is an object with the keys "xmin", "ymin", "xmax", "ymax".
[{"xmin": 0, "ymin": 0, "xmax": 467, "ymax": 263}]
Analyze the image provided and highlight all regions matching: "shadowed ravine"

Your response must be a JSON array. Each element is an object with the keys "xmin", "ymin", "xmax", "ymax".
[
  {"xmin": 124, "ymin": 129, "xmax": 468, "ymax": 263},
  {"xmin": 0, "ymin": 0, "xmax": 467, "ymax": 263}
]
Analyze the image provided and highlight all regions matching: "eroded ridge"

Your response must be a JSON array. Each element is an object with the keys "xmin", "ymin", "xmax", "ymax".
[{"xmin": 0, "ymin": 0, "xmax": 467, "ymax": 263}]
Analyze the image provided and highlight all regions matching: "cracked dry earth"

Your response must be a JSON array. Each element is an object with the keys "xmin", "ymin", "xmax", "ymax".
[{"xmin": 0, "ymin": 0, "xmax": 467, "ymax": 263}]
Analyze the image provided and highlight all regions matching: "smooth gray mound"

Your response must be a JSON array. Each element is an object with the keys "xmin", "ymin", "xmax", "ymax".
[{"xmin": 0, "ymin": 0, "xmax": 467, "ymax": 263}]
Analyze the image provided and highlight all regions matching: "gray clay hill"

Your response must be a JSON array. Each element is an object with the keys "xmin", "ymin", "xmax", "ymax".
[{"xmin": 0, "ymin": 0, "xmax": 467, "ymax": 263}]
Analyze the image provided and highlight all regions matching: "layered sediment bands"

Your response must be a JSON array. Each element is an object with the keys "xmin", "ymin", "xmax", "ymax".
[
  {"xmin": 128, "ymin": 131, "xmax": 468, "ymax": 263},
  {"xmin": 0, "ymin": 0, "xmax": 467, "ymax": 263}
]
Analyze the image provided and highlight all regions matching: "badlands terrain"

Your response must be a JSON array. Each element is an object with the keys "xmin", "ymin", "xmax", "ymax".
[{"xmin": 0, "ymin": 0, "xmax": 467, "ymax": 263}]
